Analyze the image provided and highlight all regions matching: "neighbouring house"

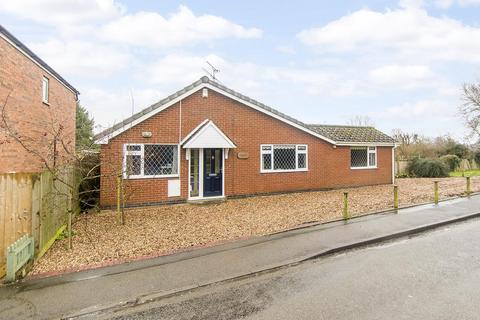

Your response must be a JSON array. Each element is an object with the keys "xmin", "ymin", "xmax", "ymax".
[
  {"xmin": 0, "ymin": 24, "xmax": 79, "ymax": 280},
  {"xmin": 0, "ymin": 24, "xmax": 79, "ymax": 173},
  {"xmin": 95, "ymin": 77, "xmax": 396, "ymax": 207}
]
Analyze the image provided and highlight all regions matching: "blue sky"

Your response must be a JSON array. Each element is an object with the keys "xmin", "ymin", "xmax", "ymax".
[{"xmin": 1, "ymin": 0, "xmax": 480, "ymax": 139}]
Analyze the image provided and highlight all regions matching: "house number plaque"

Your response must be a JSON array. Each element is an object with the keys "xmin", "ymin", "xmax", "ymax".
[{"xmin": 237, "ymin": 152, "xmax": 249, "ymax": 159}]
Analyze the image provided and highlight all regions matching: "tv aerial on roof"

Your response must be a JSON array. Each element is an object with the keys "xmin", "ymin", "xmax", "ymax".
[{"xmin": 202, "ymin": 61, "xmax": 220, "ymax": 81}]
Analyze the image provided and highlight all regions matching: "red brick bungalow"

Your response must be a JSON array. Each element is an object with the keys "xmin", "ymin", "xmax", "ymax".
[{"xmin": 95, "ymin": 77, "xmax": 396, "ymax": 207}]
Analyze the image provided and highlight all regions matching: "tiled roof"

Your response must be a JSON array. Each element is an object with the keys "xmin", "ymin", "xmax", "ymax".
[
  {"xmin": 94, "ymin": 76, "xmax": 395, "ymax": 145},
  {"xmin": 308, "ymin": 124, "xmax": 396, "ymax": 144},
  {"xmin": 0, "ymin": 24, "xmax": 79, "ymax": 95}
]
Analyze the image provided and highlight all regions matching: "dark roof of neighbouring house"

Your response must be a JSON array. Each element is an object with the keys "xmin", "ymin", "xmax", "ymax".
[
  {"xmin": 0, "ymin": 24, "xmax": 79, "ymax": 95},
  {"xmin": 307, "ymin": 124, "xmax": 396, "ymax": 144},
  {"xmin": 94, "ymin": 76, "xmax": 395, "ymax": 145}
]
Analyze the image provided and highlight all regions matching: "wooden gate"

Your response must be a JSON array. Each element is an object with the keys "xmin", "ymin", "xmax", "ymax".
[
  {"xmin": 0, "ymin": 173, "xmax": 34, "ymax": 278},
  {"xmin": 0, "ymin": 167, "xmax": 77, "ymax": 279}
]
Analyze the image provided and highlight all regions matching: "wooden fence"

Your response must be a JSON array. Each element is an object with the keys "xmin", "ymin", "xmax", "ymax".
[{"xmin": 0, "ymin": 166, "xmax": 77, "ymax": 279}]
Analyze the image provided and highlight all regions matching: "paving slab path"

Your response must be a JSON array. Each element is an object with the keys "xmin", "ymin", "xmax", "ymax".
[{"xmin": 2, "ymin": 195, "xmax": 480, "ymax": 320}]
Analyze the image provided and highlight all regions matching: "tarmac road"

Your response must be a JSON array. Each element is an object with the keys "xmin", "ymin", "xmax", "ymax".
[{"xmin": 109, "ymin": 218, "xmax": 480, "ymax": 320}]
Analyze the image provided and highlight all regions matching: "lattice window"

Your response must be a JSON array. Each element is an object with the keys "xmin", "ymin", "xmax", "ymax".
[
  {"xmin": 273, "ymin": 145, "xmax": 296, "ymax": 170},
  {"xmin": 261, "ymin": 144, "xmax": 308, "ymax": 172},
  {"xmin": 351, "ymin": 146, "xmax": 377, "ymax": 168},
  {"xmin": 124, "ymin": 144, "xmax": 179, "ymax": 178}
]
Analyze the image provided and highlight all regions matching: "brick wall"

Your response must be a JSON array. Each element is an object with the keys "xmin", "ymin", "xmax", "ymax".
[
  {"xmin": 0, "ymin": 36, "xmax": 77, "ymax": 173},
  {"xmin": 100, "ymin": 88, "xmax": 393, "ymax": 207}
]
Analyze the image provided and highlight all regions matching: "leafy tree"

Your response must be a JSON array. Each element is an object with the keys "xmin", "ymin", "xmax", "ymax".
[
  {"xmin": 440, "ymin": 154, "xmax": 461, "ymax": 171},
  {"xmin": 445, "ymin": 142, "xmax": 468, "ymax": 159},
  {"xmin": 76, "ymin": 103, "xmax": 95, "ymax": 150}
]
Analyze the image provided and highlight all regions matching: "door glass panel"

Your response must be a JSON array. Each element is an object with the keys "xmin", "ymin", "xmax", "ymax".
[
  {"xmin": 205, "ymin": 149, "xmax": 212, "ymax": 174},
  {"xmin": 190, "ymin": 149, "xmax": 199, "ymax": 197},
  {"xmin": 215, "ymin": 149, "xmax": 221, "ymax": 174}
]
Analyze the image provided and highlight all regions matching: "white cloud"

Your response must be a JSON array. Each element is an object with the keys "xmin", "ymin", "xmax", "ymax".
[
  {"xmin": 0, "ymin": 0, "xmax": 124, "ymax": 26},
  {"xmin": 143, "ymin": 53, "xmax": 371, "ymax": 98},
  {"xmin": 371, "ymin": 99, "xmax": 453, "ymax": 119},
  {"xmin": 369, "ymin": 64, "xmax": 435, "ymax": 88},
  {"xmin": 298, "ymin": 7, "xmax": 480, "ymax": 63},
  {"xmin": 101, "ymin": 5, "xmax": 262, "ymax": 48},
  {"xmin": 434, "ymin": 0, "xmax": 480, "ymax": 8},
  {"xmin": 276, "ymin": 45, "xmax": 296, "ymax": 54},
  {"xmin": 399, "ymin": 0, "xmax": 425, "ymax": 8},
  {"xmin": 143, "ymin": 54, "xmax": 264, "ymax": 92},
  {"xmin": 29, "ymin": 39, "xmax": 130, "ymax": 76},
  {"xmin": 369, "ymin": 98, "xmax": 462, "ymax": 137},
  {"xmin": 81, "ymin": 87, "xmax": 165, "ymax": 133}
]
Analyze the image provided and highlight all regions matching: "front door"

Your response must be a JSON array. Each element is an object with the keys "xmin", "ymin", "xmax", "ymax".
[{"xmin": 203, "ymin": 148, "xmax": 223, "ymax": 197}]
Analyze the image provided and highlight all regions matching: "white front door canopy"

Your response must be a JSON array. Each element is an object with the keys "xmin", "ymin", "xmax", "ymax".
[{"xmin": 181, "ymin": 120, "xmax": 236, "ymax": 149}]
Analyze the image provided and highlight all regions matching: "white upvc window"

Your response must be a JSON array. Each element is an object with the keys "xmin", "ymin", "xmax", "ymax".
[
  {"xmin": 123, "ymin": 143, "xmax": 179, "ymax": 179},
  {"xmin": 42, "ymin": 76, "xmax": 49, "ymax": 104},
  {"xmin": 260, "ymin": 144, "xmax": 308, "ymax": 173},
  {"xmin": 351, "ymin": 146, "xmax": 377, "ymax": 169}
]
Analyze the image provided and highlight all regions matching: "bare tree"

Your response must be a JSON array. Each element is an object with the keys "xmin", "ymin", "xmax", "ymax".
[
  {"xmin": 348, "ymin": 115, "xmax": 375, "ymax": 127},
  {"xmin": 0, "ymin": 90, "xmax": 135, "ymax": 250},
  {"xmin": 460, "ymin": 82, "xmax": 480, "ymax": 138}
]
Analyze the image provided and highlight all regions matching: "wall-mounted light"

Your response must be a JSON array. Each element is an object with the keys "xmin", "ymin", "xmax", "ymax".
[{"xmin": 142, "ymin": 131, "xmax": 152, "ymax": 138}]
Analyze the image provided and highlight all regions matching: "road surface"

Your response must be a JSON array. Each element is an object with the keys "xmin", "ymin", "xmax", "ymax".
[{"xmin": 107, "ymin": 218, "xmax": 480, "ymax": 320}]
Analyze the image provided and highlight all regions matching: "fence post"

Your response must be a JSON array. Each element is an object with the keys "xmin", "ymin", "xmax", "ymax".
[
  {"xmin": 117, "ymin": 173, "xmax": 125, "ymax": 225},
  {"xmin": 466, "ymin": 176, "xmax": 471, "ymax": 196},
  {"xmin": 67, "ymin": 192, "xmax": 73, "ymax": 250},
  {"xmin": 434, "ymin": 181, "xmax": 439, "ymax": 205},
  {"xmin": 343, "ymin": 192, "xmax": 349, "ymax": 220},
  {"xmin": 117, "ymin": 173, "xmax": 122, "ymax": 223},
  {"xmin": 393, "ymin": 185, "xmax": 399, "ymax": 210}
]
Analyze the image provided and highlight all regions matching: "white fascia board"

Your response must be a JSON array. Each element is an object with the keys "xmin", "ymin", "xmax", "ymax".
[
  {"xmin": 336, "ymin": 142, "xmax": 396, "ymax": 147},
  {"xmin": 0, "ymin": 33, "xmax": 78, "ymax": 96},
  {"xmin": 180, "ymin": 119, "xmax": 210, "ymax": 145},
  {"xmin": 202, "ymin": 83, "xmax": 337, "ymax": 145},
  {"xmin": 95, "ymin": 85, "xmax": 203, "ymax": 144},
  {"xmin": 95, "ymin": 81, "xmax": 337, "ymax": 145},
  {"xmin": 182, "ymin": 120, "xmax": 236, "ymax": 149}
]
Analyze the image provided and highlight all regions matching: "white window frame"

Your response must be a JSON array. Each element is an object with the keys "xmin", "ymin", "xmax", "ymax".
[
  {"xmin": 42, "ymin": 76, "xmax": 49, "ymax": 104},
  {"xmin": 260, "ymin": 144, "xmax": 308, "ymax": 173},
  {"xmin": 123, "ymin": 143, "xmax": 180, "ymax": 179},
  {"xmin": 350, "ymin": 146, "xmax": 377, "ymax": 169}
]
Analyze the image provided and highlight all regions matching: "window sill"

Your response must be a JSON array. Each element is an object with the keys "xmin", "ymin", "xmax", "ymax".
[
  {"xmin": 124, "ymin": 174, "xmax": 179, "ymax": 180},
  {"xmin": 260, "ymin": 169, "xmax": 308, "ymax": 174},
  {"xmin": 350, "ymin": 166, "xmax": 377, "ymax": 170}
]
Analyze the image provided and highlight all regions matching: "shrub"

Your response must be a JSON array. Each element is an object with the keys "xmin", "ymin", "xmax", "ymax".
[
  {"xmin": 440, "ymin": 154, "xmax": 461, "ymax": 171},
  {"xmin": 407, "ymin": 158, "xmax": 449, "ymax": 178},
  {"xmin": 474, "ymin": 150, "xmax": 480, "ymax": 165},
  {"xmin": 77, "ymin": 151, "xmax": 100, "ymax": 211}
]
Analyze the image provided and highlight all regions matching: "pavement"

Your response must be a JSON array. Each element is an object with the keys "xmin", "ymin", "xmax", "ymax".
[
  {"xmin": 2, "ymin": 194, "xmax": 480, "ymax": 320},
  {"xmin": 109, "ymin": 216, "xmax": 480, "ymax": 320}
]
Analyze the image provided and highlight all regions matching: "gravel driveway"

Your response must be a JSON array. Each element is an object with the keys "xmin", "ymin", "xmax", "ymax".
[{"xmin": 30, "ymin": 177, "xmax": 480, "ymax": 276}]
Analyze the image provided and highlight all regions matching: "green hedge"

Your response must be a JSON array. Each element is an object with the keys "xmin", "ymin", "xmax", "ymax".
[
  {"xmin": 439, "ymin": 154, "xmax": 461, "ymax": 171},
  {"xmin": 408, "ymin": 158, "xmax": 449, "ymax": 177}
]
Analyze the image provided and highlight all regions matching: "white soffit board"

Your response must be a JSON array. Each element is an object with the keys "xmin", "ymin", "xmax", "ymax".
[{"xmin": 182, "ymin": 121, "xmax": 236, "ymax": 149}]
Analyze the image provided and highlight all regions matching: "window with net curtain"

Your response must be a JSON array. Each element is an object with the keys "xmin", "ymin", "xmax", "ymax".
[
  {"xmin": 261, "ymin": 144, "xmax": 308, "ymax": 172},
  {"xmin": 124, "ymin": 144, "xmax": 178, "ymax": 178},
  {"xmin": 350, "ymin": 146, "xmax": 376, "ymax": 168}
]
